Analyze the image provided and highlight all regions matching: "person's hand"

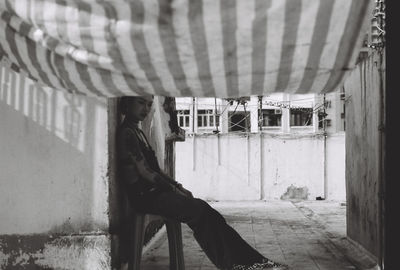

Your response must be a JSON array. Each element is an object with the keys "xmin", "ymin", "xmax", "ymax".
[
  {"xmin": 178, "ymin": 186, "xmax": 193, "ymax": 198},
  {"xmin": 173, "ymin": 184, "xmax": 193, "ymax": 198}
]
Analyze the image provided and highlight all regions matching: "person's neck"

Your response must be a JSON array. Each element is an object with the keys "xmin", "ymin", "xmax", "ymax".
[{"xmin": 124, "ymin": 117, "xmax": 139, "ymax": 127}]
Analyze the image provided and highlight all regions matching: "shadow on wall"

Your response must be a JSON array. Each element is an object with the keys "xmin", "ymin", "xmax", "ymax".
[{"xmin": 0, "ymin": 60, "xmax": 109, "ymax": 235}]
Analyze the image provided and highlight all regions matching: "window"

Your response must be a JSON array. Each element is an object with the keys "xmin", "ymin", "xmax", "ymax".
[
  {"xmin": 197, "ymin": 109, "xmax": 219, "ymax": 128},
  {"xmin": 229, "ymin": 112, "xmax": 250, "ymax": 132},
  {"xmin": 177, "ymin": 110, "xmax": 190, "ymax": 128},
  {"xmin": 290, "ymin": 108, "xmax": 313, "ymax": 126},
  {"xmin": 261, "ymin": 109, "xmax": 282, "ymax": 127}
]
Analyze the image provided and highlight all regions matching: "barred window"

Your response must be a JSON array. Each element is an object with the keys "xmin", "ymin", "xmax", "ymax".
[
  {"xmin": 290, "ymin": 108, "xmax": 313, "ymax": 126},
  {"xmin": 177, "ymin": 110, "xmax": 190, "ymax": 128},
  {"xmin": 197, "ymin": 109, "xmax": 219, "ymax": 128},
  {"xmin": 261, "ymin": 109, "xmax": 282, "ymax": 127}
]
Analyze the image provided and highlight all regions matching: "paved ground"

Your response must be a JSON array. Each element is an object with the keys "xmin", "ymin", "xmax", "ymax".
[{"xmin": 141, "ymin": 200, "xmax": 378, "ymax": 270}]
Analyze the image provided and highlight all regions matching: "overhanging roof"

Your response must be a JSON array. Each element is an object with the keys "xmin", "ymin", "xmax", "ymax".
[{"xmin": 0, "ymin": 0, "xmax": 373, "ymax": 98}]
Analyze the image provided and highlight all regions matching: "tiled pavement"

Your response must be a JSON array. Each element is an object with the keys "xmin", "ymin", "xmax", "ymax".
[{"xmin": 141, "ymin": 200, "xmax": 378, "ymax": 270}]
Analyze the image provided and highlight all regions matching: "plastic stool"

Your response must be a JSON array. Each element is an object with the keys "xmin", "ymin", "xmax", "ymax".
[{"xmin": 129, "ymin": 213, "xmax": 185, "ymax": 270}]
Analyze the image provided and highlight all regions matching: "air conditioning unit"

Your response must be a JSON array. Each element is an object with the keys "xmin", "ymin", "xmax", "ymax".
[
  {"xmin": 274, "ymin": 109, "xmax": 282, "ymax": 114},
  {"xmin": 325, "ymin": 119, "xmax": 332, "ymax": 127}
]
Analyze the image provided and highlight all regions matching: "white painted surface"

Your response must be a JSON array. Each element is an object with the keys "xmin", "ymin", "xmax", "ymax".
[
  {"xmin": 326, "ymin": 132, "xmax": 346, "ymax": 200},
  {"xmin": 0, "ymin": 63, "xmax": 109, "ymax": 234},
  {"xmin": 176, "ymin": 132, "xmax": 345, "ymax": 201}
]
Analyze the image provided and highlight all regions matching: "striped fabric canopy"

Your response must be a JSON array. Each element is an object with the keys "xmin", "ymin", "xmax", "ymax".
[{"xmin": 0, "ymin": 0, "xmax": 373, "ymax": 98}]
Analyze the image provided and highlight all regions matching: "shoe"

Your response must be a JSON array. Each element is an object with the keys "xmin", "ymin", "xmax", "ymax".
[{"xmin": 232, "ymin": 259, "xmax": 289, "ymax": 270}]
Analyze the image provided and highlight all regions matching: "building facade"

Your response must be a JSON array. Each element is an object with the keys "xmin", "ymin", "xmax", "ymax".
[{"xmin": 176, "ymin": 92, "xmax": 346, "ymax": 135}]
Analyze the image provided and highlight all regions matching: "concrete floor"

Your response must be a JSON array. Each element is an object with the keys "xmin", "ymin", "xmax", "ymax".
[{"xmin": 141, "ymin": 200, "xmax": 378, "ymax": 270}]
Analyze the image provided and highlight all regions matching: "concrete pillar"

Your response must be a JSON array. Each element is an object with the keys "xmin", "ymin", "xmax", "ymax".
[
  {"xmin": 250, "ymin": 96, "xmax": 259, "ymax": 133},
  {"xmin": 281, "ymin": 93, "xmax": 291, "ymax": 133},
  {"xmin": 193, "ymin": 97, "xmax": 198, "ymax": 134},
  {"xmin": 220, "ymin": 99, "xmax": 229, "ymax": 133},
  {"xmin": 312, "ymin": 98, "xmax": 319, "ymax": 133}
]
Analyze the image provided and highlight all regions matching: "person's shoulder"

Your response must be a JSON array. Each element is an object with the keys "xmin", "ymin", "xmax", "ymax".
[{"xmin": 117, "ymin": 124, "xmax": 137, "ymax": 140}]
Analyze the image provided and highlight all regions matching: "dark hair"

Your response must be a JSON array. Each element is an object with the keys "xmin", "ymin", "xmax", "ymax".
[
  {"xmin": 120, "ymin": 97, "xmax": 137, "ymax": 115},
  {"xmin": 119, "ymin": 95, "xmax": 154, "ymax": 115}
]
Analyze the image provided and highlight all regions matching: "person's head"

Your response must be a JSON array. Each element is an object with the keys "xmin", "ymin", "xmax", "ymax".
[{"xmin": 120, "ymin": 95, "xmax": 154, "ymax": 123}]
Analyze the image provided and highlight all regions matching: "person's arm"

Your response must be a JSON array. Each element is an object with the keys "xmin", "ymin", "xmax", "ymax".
[
  {"xmin": 118, "ymin": 128, "xmax": 176, "ymax": 191},
  {"xmin": 159, "ymin": 171, "xmax": 193, "ymax": 197}
]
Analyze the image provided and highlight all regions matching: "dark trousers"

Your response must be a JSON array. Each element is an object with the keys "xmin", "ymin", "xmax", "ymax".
[{"xmin": 132, "ymin": 190, "xmax": 265, "ymax": 269}]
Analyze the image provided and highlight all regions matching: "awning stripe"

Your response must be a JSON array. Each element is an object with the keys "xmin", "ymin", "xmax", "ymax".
[
  {"xmin": 101, "ymin": 2, "xmax": 147, "ymax": 96},
  {"xmin": 142, "ymin": 0, "xmax": 180, "ymax": 96},
  {"xmin": 101, "ymin": 1, "xmax": 130, "ymax": 74},
  {"xmin": 0, "ymin": 0, "xmax": 373, "ymax": 98},
  {"xmin": 286, "ymin": 0, "xmax": 319, "ymax": 94},
  {"xmin": 308, "ymin": 0, "xmax": 352, "ymax": 93},
  {"xmin": 25, "ymin": 30, "xmax": 54, "ymax": 88},
  {"xmin": 203, "ymin": 0, "xmax": 228, "ymax": 97},
  {"xmin": 115, "ymin": 5, "xmax": 157, "ymax": 96},
  {"xmin": 89, "ymin": 2, "xmax": 115, "ymax": 71},
  {"xmin": 129, "ymin": 0, "xmax": 170, "ymax": 97},
  {"xmin": 11, "ymin": 19, "xmax": 48, "ymax": 86},
  {"xmin": 1, "ymin": 13, "xmax": 29, "ymax": 77},
  {"xmin": 251, "ymin": 0, "xmax": 271, "ymax": 95},
  {"xmin": 274, "ymin": 0, "xmax": 302, "ymax": 92},
  {"xmin": 62, "ymin": 54, "xmax": 96, "ymax": 96},
  {"xmin": 236, "ymin": 0, "xmax": 254, "ymax": 98},
  {"xmin": 158, "ymin": 0, "xmax": 191, "ymax": 97},
  {"xmin": 96, "ymin": 67, "xmax": 125, "ymax": 96},
  {"xmin": 53, "ymin": 53, "xmax": 81, "ymax": 94},
  {"xmin": 75, "ymin": 61, "xmax": 106, "ymax": 98},
  {"xmin": 86, "ymin": 67, "xmax": 115, "ymax": 97},
  {"xmin": 221, "ymin": 0, "xmax": 239, "ymax": 97},
  {"xmin": 321, "ymin": 0, "xmax": 373, "ymax": 93},
  {"xmin": 264, "ymin": 0, "xmax": 285, "ymax": 93},
  {"xmin": 45, "ymin": 50, "xmax": 67, "ymax": 90},
  {"xmin": 188, "ymin": 0, "xmax": 216, "ymax": 97},
  {"xmin": 172, "ymin": 0, "xmax": 203, "ymax": 97},
  {"xmin": 297, "ymin": 0, "xmax": 335, "ymax": 94}
]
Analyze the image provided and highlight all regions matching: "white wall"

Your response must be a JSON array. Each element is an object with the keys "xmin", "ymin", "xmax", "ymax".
[
  {"xmin": 176, "ymin": 132, "xmax": 346, "ymax": 201},
  {"xmin": 326, "ymin": 132, "xmax": 346, "ymax": 200},
  {"xmin": 0, "ymin": 62, "xmax": 109, "ymax": 235}
]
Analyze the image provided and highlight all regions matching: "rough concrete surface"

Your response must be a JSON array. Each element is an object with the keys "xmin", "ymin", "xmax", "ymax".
[
  {"xmin": 0, "ymin": 234, "xmax": 111, "ymax": 269},
  {"xmin": 142, "ymin": 200, "xmax": 378, "ymax": 270}
]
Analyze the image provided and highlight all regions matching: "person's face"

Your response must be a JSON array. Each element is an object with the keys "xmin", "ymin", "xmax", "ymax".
[{"xmin": 124, "ymin": 96, "xmax": 154, "ymax": 122}]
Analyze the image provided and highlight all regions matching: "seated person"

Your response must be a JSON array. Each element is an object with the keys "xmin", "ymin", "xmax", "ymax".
[{"xmin": 117, "ymin": 95, "xmax": 289, "ymax": 270}]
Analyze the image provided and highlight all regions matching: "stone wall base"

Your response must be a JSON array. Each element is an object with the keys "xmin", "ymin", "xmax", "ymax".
[{"xmin": 0, "ymin": 233, "xmax": 112, "ymax": 269}]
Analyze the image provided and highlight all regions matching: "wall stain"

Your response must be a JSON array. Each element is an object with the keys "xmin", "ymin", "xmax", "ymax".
[
  {"xmin": 280, "ymin": 184, "xmax": 309, "ymax": 200},
  {"xmin": 0, "ymin": 234, "xmax": 110, "ymax": 269}
]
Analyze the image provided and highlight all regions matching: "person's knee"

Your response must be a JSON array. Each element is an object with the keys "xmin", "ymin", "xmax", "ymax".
[
  {"xmin": 187, "ymin": 198, "xmax": 226, "ymax": 228},
  {"xmin": 192, "ymin": 198, "xmax": 210, "ymax": 216},
  {"xmin": 185, "ymin": 198, "xmax": 209, "ymax": 225}
]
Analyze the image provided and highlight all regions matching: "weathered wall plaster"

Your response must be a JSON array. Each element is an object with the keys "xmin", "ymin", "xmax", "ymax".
[
  {"xmin": 344, "ymin": 52, "xmax": 383, "ymax": 258},
  {"xmin": 0, "ymin": 234, "xmax": 111, "ymax": 269},
  {"xmin": 175, "ymin": 132, "xmax": 345, "ymax": 201},
  {"xmin": 0, "ymin": 61, "xmax": 112, "ymax": 269}
]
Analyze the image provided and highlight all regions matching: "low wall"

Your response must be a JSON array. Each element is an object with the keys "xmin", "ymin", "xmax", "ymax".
[{"xmin": 176, "ymin": 132, "xmax": 345, "ymax": 201}]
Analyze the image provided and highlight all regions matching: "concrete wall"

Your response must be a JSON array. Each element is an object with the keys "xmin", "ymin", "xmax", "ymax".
[
  {"xmin": 175, "ymin": 132, "xmax": 345, "ymax": 201},
  {"xmin": 344, "ymin": 51, "xmax": 384, "ymax": 259},
  {"xmin": 0, "ymin": 62, "xmax": 112, "ymax": 269},
  {"xmin": 326, "ymin": 132, "xmax": 346, "ymax": 200}
]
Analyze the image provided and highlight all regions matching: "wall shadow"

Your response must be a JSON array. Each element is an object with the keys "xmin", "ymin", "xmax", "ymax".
[{"xmin": 0, "ymin": 60, "xmax": 108, "ymax": 235}]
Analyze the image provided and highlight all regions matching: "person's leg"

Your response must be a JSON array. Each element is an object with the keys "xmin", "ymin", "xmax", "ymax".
[{"xmin": 134, "ymin": 190, "xmax": 265, "ymax": 269}]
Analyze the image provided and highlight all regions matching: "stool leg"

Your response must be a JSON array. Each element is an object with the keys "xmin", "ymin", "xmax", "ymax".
[
  {"xmin": 129, "ymin": 214, "xmax": 146, "ymax": 270},
  {"xmin": 165, "ymin": 219, "xmax": 185, "ymax": 270}
]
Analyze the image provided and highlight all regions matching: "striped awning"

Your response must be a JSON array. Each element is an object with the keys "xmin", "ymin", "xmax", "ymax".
[{"xmin": 0, "ymin": 0, "xmax": 373, "ymax": 98}]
